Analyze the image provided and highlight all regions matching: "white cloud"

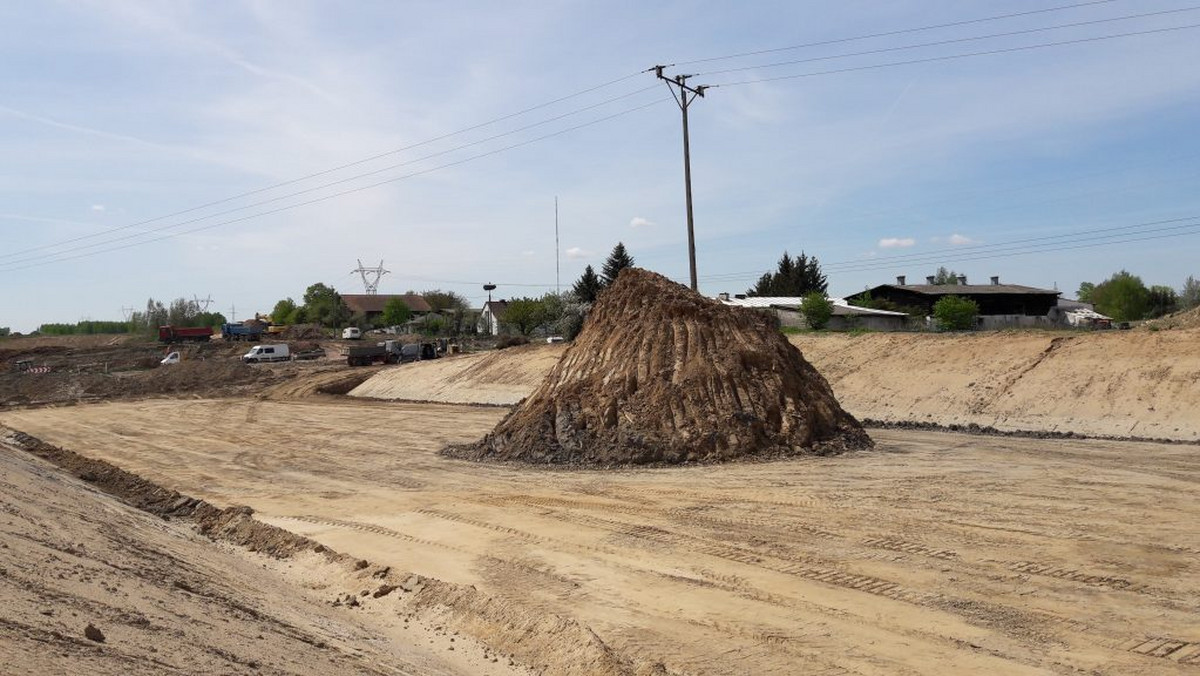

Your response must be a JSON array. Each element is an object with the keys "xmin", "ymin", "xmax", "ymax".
[
  {"xmin": 91, "ymin": 204, "xmax": 105, "ymax": 212},
  {"xmin": 629, "ymin": 216, "xmax": 654, "ymax": 228},
  {"xmin": 878, "ymin": 237, "xmax": 915, "ymax": 249},
  {"xmin": 521, "ymin": 249, "xmax": 535, "ymax": 257},
  {"xmin": 565, "ymin": 247, "xmax": 591, "ymax": 260},
  {"xmin": 948, "ymin": 233, "xmax": 976, "ymax": 246}
]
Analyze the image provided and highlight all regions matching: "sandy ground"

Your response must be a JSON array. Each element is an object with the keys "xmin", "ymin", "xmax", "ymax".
[
  {"xmin": 349, "ymin": 344, "xmax": 566, "ymax": 405},
  {"xmin": 0, "ymin": 429, "xmax": 525, "ymax": 676},
  {"xmin": 790, "ymin": 330, "xmax": 1200, "ymax": 441},
  {"xmin": 4, "ymin": 397, "xmax": 1198, "ymax": 674},
  {"xmin": 351, "ymin": 330, "xmax": 1200, "ymax": 441}
]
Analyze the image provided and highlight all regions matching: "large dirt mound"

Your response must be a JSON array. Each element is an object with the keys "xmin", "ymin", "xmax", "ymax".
[{"xmin": 445, "ymin": 268, "xmax": 871, "ymax": 466}]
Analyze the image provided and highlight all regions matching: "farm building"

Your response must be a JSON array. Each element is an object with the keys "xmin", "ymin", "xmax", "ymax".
[
  {"xmin": 717, "ymin": 294, "xmax": 910, "ymax": 331},
  {"xmin": 342, "ymin": 294, "xmax": 433, "ymax": 324},
  {"xmin": 854, "ymin": 275, "xmax": 1061, "ymax": 329}
]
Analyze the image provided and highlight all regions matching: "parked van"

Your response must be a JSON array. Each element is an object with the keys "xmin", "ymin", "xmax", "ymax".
[
  {"xmin": 342, "ymin": 327, "xmax": 362, "ymax": 340},
  {"xmin": 242, "ymin": 344, "xmax": 290, "ymax": 363},
  {"xmin": 160, "ymin": 351, "xmax": 181, "ymax": 365}
]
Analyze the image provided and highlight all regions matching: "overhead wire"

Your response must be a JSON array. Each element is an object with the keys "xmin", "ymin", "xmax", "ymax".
[
  {"xmin": 0, "ymin": 97, "xmax": 671, "ymax": 272},
  {"xmin": 672, "ymin": 0, "xmax": 1122, "ymax": 66},
  {"xmin": 0, "ymin": 70, "xmax": 646, "ymax": 261},
  {"xmin": 699, "ymin": 216, "xmax": 1200, "ymax": 284},
  {"xmin": 708, "ymin": 23, "xmax": 1200, "ymax": 87},
  {"xmin": 698, "ymin": 6, "xmax": 1200, "ymax": 76},
  {"xmin": 0, "ymin": 84, "xmax": 663, "ymax": 267}
]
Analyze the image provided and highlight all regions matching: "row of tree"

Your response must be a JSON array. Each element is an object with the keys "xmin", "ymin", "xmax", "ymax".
[{"xmin": 1078, "ymin": 272, "xmax": 1200, "ymax": 322}]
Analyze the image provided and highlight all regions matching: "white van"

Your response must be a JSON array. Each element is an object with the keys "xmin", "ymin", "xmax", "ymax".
[
  {"xmin": 242, "ymin": 344, "xmax": 290, "ymax": 363},
  {"xmin": 160, "ymin": 351, "xmax": 181, "ymax": 365},
  {"xmin": 342, "ymin": 327, "xmax": 362, "ymax": 340}
]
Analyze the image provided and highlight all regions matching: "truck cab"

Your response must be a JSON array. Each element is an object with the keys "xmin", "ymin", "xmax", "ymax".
[
  {"xmin": 242, "ymin": 344, "xmax": 290, "ymax": 363},
  {"xmin": 342, "ymin": 327, "xmax": 362, "ymax": 340}
]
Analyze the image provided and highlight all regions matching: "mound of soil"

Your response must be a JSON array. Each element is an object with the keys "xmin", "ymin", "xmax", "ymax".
[
  {"xmin": 445, "ymin": 268, "xmax": 871, "ymax": 466},
  {"xmin": 1142, "ymin": 305, "xmax": 1200, "ymax": 330}
]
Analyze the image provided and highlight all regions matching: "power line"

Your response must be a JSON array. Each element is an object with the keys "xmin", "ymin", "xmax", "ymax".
[
  {"xmin": 0, "ymin": 71, "xmax": 646, "ymax": 262},
  {"xmin": 0, "ymin": 85, "xmax": 662, "ymax": 268},
  {"xmin": 699, "ymin": 6, "xmax": 1200, "ymax": 77},
  {"xmin": 0, "ymin": 98, "xmax": 669, "ymax": 272},
  {"xmin": 709, "ymin": 23, "xmax": 1200, "ymax": 87},
  {"xmin": 700, "ymin": 215, "xmax": 1200, "ymax": 283},
  {"xmin": 672, "ymin": 0, "xmax": 1122, "ymax": 66}
]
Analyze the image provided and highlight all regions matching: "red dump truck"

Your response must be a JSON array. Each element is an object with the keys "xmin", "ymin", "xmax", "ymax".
[{"xmin": 158, "ymin": 325, "xmax": 213, "ymax": 343}]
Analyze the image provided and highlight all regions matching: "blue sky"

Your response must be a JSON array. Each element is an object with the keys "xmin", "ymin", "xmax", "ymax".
[{"xmin": 2, "ymin": 1, "xmax": 1198, "ymax": 331}]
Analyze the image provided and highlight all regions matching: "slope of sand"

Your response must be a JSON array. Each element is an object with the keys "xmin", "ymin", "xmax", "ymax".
[
  {"xmin": 790, "ymin": 329, "xmax": 1200, "ymax": 441},
  {"xmin": 4, "ymin": 399, "xmax": 1198, "ymax": 674},
  {"xmin": 349, "ymin": 343, "xmax": 567, "ymax": 405},
  {"xmin": 353, "ymin": 329, "xmax": 1200, "ymax": 441},
  {"xmin": 0, "ymin": 432, "xmax": 524, "ymax": 676}
]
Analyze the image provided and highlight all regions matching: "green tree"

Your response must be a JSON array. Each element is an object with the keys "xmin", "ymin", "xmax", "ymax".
[
  {"xmin": 382, "ymin": 298, "xmax": 412, "ymax": 327},
  {"xmin": 601, "ymin": 242, "xmax": 635, "ymax": 287},
  {"xmin": 1077, "ymin": 282, "xmax": 1096, "ymax": 303},
  {"xmin": 932, "ymin": 267, "xmax": 963, "ymax": 285},
  {"xmin": 302, "ymin": 283, "xmax": 350, "ymax": 326},
  {"xmin": 0, "ymin": 327, "xmax": 10, "ymax": 337},
  {"xmin": 1090, "ymin": 270, "xmax": 1150, "ymax": 322},
  {"xmin": 933, "ymin": 295, "xmax": 979, "ymax": 331},
  {"xmin": 573, "ymin": 264, "xmax": 603, "ymax": 303},
  {"xmin": 272, "ymin": 298, "xmax": 298, "ymax": 324},
  {"xmin": 1148, "ymin": 285, "xmax": 1179, "ymax": 318},
  {"xmin": 501, "ymin": 297, "xmax": 549, "ymax": 336},
  {"xmin": 800, "ymin": 292, "xmax": 834, "ymax": 330},
  {"xmin": 1179, "ymin": 275, "xmax": 1200, "ymax": 310},
  {"xmin": 746, "ymin": 251, "xmax": 827, "ymax": 296},
  {"xmin": 421, "ymin": 290, "xmax": 468, "ymax": 313}
]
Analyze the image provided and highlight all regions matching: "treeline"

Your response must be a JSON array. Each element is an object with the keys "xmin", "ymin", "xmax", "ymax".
[
  {"xmin": 1078, "ymin": 272, "xmax": 1199, "ymax": 322},
  {"xmin": 37, "ymin": 320, "xmax": 135, "ymax": 335}
]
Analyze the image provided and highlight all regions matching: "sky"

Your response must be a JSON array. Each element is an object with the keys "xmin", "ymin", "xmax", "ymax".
[{"xmin": 2, "ymin": 0, "xmax": 1199, "ymax": 332}]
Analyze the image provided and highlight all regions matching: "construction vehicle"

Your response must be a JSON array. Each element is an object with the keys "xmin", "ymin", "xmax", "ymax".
[
  {"xmin": 158, "ymin": 325, "xmax": 213, "ymax": 343},
  {"xmin": 222, "ymin": 322, "xmax": 265, "ymax": 341},
  {"xmin": 346, "ymin": 340, "xmax": 402, "ymax": 366},
  {"xmin": 399, "ymin": 342, "xmax": 439, "ymax": 363}
]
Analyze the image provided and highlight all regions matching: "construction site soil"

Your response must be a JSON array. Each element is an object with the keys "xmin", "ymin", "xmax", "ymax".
[
  {"xmin": 448, "ymin": 269, "xmax": 870, "ymax": 466},
  {"xmin": 2, "ymin": 327, "xmax": 1199, "ymax": 674}
]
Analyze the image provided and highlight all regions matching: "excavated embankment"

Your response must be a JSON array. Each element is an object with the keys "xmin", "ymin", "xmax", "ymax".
[{"xmin": 445, "ymin": 268, "xmax": 871, "ymax": 466}]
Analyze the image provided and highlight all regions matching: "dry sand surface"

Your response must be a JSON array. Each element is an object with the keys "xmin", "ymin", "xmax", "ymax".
[
  {"xmin": 0, "ymin": 428, "xmax": 526, "ymax": 676},
  {"xmin": 349, "ymin": 344, "xmax": 566, "ymax": 405},
  {"xmin": 790, "ymin": 329, "xmax": 1200, "ymax": 441},
  {"xmin": 4, "ymin": 397, "xmax": 1198, "ymax": 674},
  {"xmin": 354, "ymin": 329, "xmax": 1200, "ymax": 441}
]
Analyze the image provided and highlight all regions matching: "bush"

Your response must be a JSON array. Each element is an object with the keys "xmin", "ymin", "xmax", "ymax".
[
  {"xmin": 800, "ymin": 292, "xmax": 833, "ymax": 330},
  {"xmin": 932, "ymin": 295, "xmax": 979, "ymax": 331}
]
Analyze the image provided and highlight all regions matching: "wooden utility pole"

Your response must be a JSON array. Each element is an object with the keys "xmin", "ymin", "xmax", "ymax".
[{"xmin": 654, "ymin": 65, "xmax": 708, "ymax": 292}]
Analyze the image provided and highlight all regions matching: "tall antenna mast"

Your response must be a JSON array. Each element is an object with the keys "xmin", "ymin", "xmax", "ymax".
[
  {"xmin": 555, "ymin": 197, "xmax": 561, "ymax": 294},
  {"xmin": 351, "ymin": 259, "xmax": 390, "ymax": 295}
]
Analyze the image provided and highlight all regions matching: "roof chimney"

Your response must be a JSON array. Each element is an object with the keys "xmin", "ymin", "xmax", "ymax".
[
  {"xmin": 957, "ymin": 275, "xmax": 967, "ymax": 285},
  {"xmin": 926, "ymin": 275, "xmax": 935, "ymax": 285},
  {"xmin": 896, "ymin": 275, "xmax": 906, "ymax": 285},
  {"xmin": 990, "ymin": 275, "xmax": 1000, "ymax": 285}
]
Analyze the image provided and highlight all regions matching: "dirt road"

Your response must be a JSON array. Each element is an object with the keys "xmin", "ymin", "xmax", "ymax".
[{"xmin": 4, "ymin": 398, "xmax": 1197, "ymax": 674}]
